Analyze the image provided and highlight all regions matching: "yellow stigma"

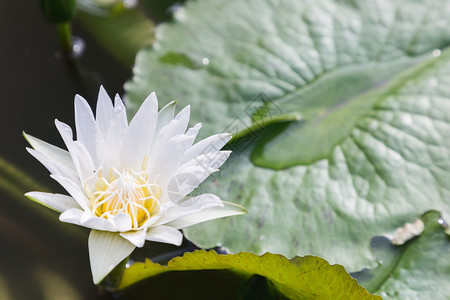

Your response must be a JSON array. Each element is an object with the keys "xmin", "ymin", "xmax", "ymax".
[{"xmin": 89, "ymin": 168, "xmax": 161, "ymax": 229}]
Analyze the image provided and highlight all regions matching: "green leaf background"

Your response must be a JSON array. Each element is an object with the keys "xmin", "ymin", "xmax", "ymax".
[{"xmin": 125, "ymin": 0, "xmax": 450, "ymax": 275}]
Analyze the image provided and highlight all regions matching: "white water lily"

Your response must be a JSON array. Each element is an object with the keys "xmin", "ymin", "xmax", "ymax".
[{"xmin": 24, "ymin": 87, "xmax": 246, "ymax": 284}]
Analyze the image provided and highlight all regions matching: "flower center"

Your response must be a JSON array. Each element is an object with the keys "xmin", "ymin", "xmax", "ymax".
[{"xmin": 89, "ymin": 168, "xmax": 161, "ymax": 229}]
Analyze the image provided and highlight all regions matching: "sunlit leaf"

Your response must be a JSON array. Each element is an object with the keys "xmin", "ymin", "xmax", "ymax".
[{"xmin": 119, "ymin": 250, "xmax": 379, "ymax": 299}]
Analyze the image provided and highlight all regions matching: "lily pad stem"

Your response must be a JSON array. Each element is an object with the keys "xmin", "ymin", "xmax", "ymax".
[{"xmin": 56, "ymin": 22, "xmax": 73, "ymax": 54}]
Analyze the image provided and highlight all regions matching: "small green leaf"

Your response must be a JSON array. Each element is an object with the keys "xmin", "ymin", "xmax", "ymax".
[
  {"xmin": 119, "ymin": 250, "xmax": 379, "ymax": 299},
  {"xmin": 354, "ymin": 211, "xmax": 450, "ymax": 299}
]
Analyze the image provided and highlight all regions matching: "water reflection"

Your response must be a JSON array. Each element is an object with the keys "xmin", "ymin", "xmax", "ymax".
[{"xmin": 72, "ymin": 37, "xmax": 86, "ymax": 58}]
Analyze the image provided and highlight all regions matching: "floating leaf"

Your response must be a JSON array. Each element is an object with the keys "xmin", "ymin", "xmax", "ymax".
[
  {"xmin": 354, "ymin": 211, "xmax": 450, "ymax": 299},
  {"xmin": 125, "ymin": 0, "xmax": 450, "ymax": 272},
  {"xmin": 119, "ymin": 250, "xmax": 379, "ymax": 299}
]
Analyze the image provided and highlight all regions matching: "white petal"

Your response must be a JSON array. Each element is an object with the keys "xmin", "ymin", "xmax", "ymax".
[
  {"xmin": 145, "ymin": 225, "xmax": 183, "ymax": 246},
  {"xmin": 74, "ymin": 94, "xmax": 102, "ymax": 164},
  {"xmin": 174, "ymin": 105, "xmax": 190, "ymax": 134},
  {"xmin": 103, "ymin": 95, "xmax": 128, "ymax": 169},
  {"xmin": 25, "ymin": 191, "xmax": 79, "ymax": 213},
  {"xmin": 121, "ymin": 92, "xmax": 158, "ymax": 170},
  {"xmin": 59, "ymin": 207, "xmax": 84, "ymax": 224},
  {"xmin": 55, "ymin": 119, "xmax": 75, "ymax": 146},
  {"xmin": 184, "ymin": 123, "xmax": 202, "ymax": 145},
  {"xmin": 73, "ymin": 141, "xmax": 97, "ymax": 184},
  {"xmin": 150, "ymin": 124, "xmax": 202, "ymax": 188},
  {"xmin": 120, "ymin": 230, "xmax": 147, "ymax": 248},
  {"xmin": 180, "ymin": 151, "xmax": 231, "ymax": 174},
  {"xmin": 148, "ymin": 100, "xmax": 177, "ymax": 164},
  {"xmin": 96, "ymin": 86, "xmax": 114, "ymax": 137},
  {"xmin": 164, "ymin": 201, "xmax": 247, "ymax": 229},
  {"xmin": 155, "ymin": 100, "xmax": 177, "ymax": 136},
  {"xmin": 167, "ymin": 151, "xmax": 231, "ymax": 203},
  {"xmin": 60, "ymin": 210, "xmax": 123, "ymax": 232},
  {"xmin": 55, "ymin": 120, "xmax": 96, "ymax": 184},
  {"xmin": 26, "ymin": 148, "xmax": 78, "ymax": 183},
  {"xmin": 151, "ymin": 105, "xmax": 191, "ymax": 153},
  {"xmin": 79, "ymin": 212, "xmax": 117, "ymax": 231},
  {"xmin": 167, "ymin": 170, "xmax": 214, "ymax": 204},
  {"xmin": 24, "ymin": 133, "xmax": 77, "ymax": 178},
  {"xmin": 50, "ymin": 174, "xmax": 90, "ymax": 211},
  {"xmin": 63, "ymin": 211, "xmax": 132, "ymax": 232},
  {"xmin": 114, "ymin": 94, "xmax": 128, "ymax": 126},
  {"xmin": 109, "ymin": 213, "xmax": 132, "ymax": 232},
  {"xmin": 154, "ymin": 193, "xmax": 223, "ymax": 226},
  {"xmin": 181, "ymin": 133, "xmax": 232, "ymax": 164},
  {"xmin": 88, "ymin": 230, "xmax": 135, "ymax": 284}
]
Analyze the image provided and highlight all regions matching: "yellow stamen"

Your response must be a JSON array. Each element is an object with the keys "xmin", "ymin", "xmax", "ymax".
[{"xmin": 88, "ymin": 168, "xmax": 160, "ymax": 229}]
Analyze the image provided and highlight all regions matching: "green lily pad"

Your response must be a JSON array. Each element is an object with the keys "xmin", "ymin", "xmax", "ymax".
[
  {"xmin": 125, "ymin": 0, "xmax": 450, "ymax": 272},
  {"xmin": 119, "ymin": 250, "xmax": 380, "ymax": 299},
  {"xmin": 353, "ymin": 211, "xmax": 450, "ymax": 299}
]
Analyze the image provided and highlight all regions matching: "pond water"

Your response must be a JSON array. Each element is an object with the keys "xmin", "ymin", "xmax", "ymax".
[
  {"xmin": 1, "ymin": 2, "xmax": 205, "ymax": 298},
  {"xmin": 0, "ymin": 2, "xmax": 129, "ymax": 299}
]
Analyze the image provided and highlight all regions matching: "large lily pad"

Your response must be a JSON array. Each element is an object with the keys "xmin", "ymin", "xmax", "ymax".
[
  {"xmin": 119, "ymin": 250, "xmax": 379, "ymax": 299},
  {"xmin": 125, "ymin": 0, "xmax": 450, "ymax": 272}
]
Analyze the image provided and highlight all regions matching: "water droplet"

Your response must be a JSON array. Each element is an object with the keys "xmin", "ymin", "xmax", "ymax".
[
  {"xmin": 438, "ymin": 218, "xmax": 448, "ymax": 228},
  {"xmin": 72, "ymin": 36, "xmax": 86, "ymax": 58},
  {"xmin": 201, "ymin": 57, "xmax": 210, "ymax": 65},
  {"xmin": 432, "ymin": 49, "xmax": 441, "ymax": 57},
  {"xmin": 125, "ymin": 263, "xmax": 130, "ymax": 268}
]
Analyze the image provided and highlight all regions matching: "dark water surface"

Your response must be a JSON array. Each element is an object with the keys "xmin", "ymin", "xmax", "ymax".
[{"xmin": 0, "ymin": 2, "xmax": 130, "ymax": 299}]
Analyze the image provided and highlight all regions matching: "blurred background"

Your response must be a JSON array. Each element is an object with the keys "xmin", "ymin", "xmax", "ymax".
[
  {"xmin": 3, "ymin": 1, "xmax": 450, "ymax": 299},
  {"xmin": 0, "ymin": 1, "xmax": 178, "ymax": 298}
]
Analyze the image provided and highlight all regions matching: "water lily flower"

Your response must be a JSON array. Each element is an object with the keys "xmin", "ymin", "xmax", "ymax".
[{"xmin": 24, "ymin": 87, "xmax": 246, "ymax": 284}]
